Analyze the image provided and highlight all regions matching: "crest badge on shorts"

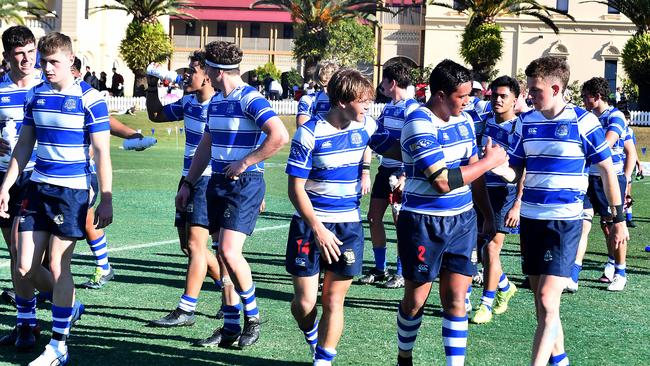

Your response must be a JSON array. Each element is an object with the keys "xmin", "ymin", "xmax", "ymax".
[{"xmin": 343, "ymin": 249, "xmax": 355, "ymax": 265}]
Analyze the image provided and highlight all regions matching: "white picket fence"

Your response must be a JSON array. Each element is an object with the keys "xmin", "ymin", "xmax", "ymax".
[
  {"xmin": 107, "ymin": 96, "xmax": 650, "ymax": 127},
  {"xmin": 630, "ymin": 110, "xmax": 650, "ymax": 126},
  {"xmin": 106, "ymin": 96, "xmax": 147, "ymax": 112},
  {"xmin": 105, "ymin": 96, "xmax": 387, "ymax": 118},
  {"xmin": 269, "ymin": 99, "xmax": 387, "ymax": 118}
]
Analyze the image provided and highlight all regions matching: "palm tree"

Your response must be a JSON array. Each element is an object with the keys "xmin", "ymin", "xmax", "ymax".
[
  {"xmin": 582, "ymin": 0, "xmax": 650, "ymax": 110},
  {"xmin": 0, "ymin": 0, "xmax": 53, "ymax": 26},
  {"xmin": 250, "ymin": 0, "xmax": 391, "ymax": 74},
  {"xmin": 94, "ymin": 1, "xmax": 194, "ymax": 96},
  {"xmin": 430, "ymin": 0, "xmax": 574, "ymax": 81}
]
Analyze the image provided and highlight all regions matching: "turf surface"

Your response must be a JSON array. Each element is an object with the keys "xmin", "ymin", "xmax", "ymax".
[{"xmin": 0, "ymin": 113, "xmax": 649, "ymax": 365}]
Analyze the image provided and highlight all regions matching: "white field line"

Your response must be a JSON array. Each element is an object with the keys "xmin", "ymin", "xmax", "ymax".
[{"xmin": 0, "ymin": 223, "xmax": 290, "ymax": 269}]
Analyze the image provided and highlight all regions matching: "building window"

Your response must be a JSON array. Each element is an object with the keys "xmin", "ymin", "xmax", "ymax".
[
  {"xmin": 556, "ymin": 0, "xmax": 568, "ymax": 12},
  {"xmin": 605, "ymin": 60, "xmax": 618, "ymax": 93},
  {"xmin": 607, "ymin": 0, "xmax": 620, "ymax": 14},
  {"xmin": 250, "ymin": 23, "xmax": 260, "ymax": 37},
  {"xmin": 452, "ymin": 0, "xmax": 463, "ymax": 10},
  {"xmin": 185, "ymin": 21, "xmax": 196, "ymax": 35},
  {"xmin": 217, "ymin": 22, "xmax": 227, "ymax": 37},
  {"xmin": 85, "ymin": 0, "xmax": 89, "ymax": 19},
  {"xmin": 283, "ymin": 24, "xmax": 293, "ymax": 39}
]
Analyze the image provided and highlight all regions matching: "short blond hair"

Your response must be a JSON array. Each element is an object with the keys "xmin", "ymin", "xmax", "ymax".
[
  {"xmin": 37, "ymin": 32, "xmax": 73, "ymax": 56},
  {"xmin": 327, "ymin": 68, "xmax": 375, "ymax": 106},
  {"xmin": 316, "ymin": 60, "xmax": 339, "ymax": 87}
]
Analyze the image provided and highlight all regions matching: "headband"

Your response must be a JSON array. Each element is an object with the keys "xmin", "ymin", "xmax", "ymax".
[{"xmin": 205, "ymin": 59, "xmax": 239, "ymax": 69}]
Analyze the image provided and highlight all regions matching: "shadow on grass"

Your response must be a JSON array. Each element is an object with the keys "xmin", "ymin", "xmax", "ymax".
[{"xmin": 0, "ymin": 326, "xmax": 307, "ymax": 366}]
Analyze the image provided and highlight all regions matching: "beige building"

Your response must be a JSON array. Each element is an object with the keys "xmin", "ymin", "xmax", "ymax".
[
  {"xmin": 0, "ymin": 0, "xmax": 635, "ymax": 94},
  {"xmin": 0, "ymin": 0, "xmax": 155, "ymax": 96},
  {"xmin": 377, "ymin": 0, "xmax": 635, "ymax": 90}
]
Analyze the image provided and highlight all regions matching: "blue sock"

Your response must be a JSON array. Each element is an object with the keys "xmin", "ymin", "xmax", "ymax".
[
  {"xmin": 373, "ymin": 247, "xmax": 386, "ymax": 271},
  {"xmin": 51, "ymin": 304, "xmax": 73, "ymax": 344},
  {"xmin": 614, "ymin": 263, "xmax": 626, "ymax": 277},
  {"xmin": 15, "ymin": 296, "xmax": 37, "ymax": 328},
  {"xmin": 314, "ymin": 345, "xmax": 337, "ymax": 365},
  {"xmin": 214, "ymin": 279, "xmax": 223, "ymax": 291},
  {"xmin": 395, "ymin": 256, "xmax": 403, "ymax": 276},
  {"xmin": 88, "ymin": 234, "xmax": 110, "ymax": 272},
  {"xmin": 626, "ymin": 211, "xmax": 632, "ymax": 221},
  {"xmin": 222, "ymin": 303, "xmax": 242, "ymax": 334},
  {"xmin": 549, "ymin": 352, "xmax": 570, "ymax": 366},
  {"xmin": 497, "ymin": 273, "xmax": 510, "ymax": 292},
  {"xmin": 238, "ymin": 285, "xmax": 259, "ymax": 319},
  {"xmin": 442, "ymin": 313, "xmax": 468, "ymax": 365},
  {"xmin": 177, "ymin": 294, "xmax": 197, "ymax": 313},
  {"xmin": 480, "ymin": 290, "xmax": 496, "ymax": 311},
  {"xmin": 571, "ymin": 263, "xmax": 582, "ymax": 283},
  {"xmin": 397, "ymin": 305, "xmax": 422, "ymax": 352},
  {"xmin": 303, "ymin": 319, "xmax": 318, "ymax": 347},
  {"xmin": 465, "ymin": 285, "xmax": 472, "ymax": 309}
]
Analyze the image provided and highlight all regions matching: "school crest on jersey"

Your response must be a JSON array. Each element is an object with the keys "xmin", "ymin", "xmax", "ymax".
[
  {"xmin": 554, "ymin": 122, "xmax": 569, "ymax": 139},
  {"xmin": 457, "ymin": 124, "xmax": 470, "ymax": 138},
  {"xmin": 226, "ymin": 102, "xmax": 235, "ymax": 115},
  {"xmin": 350, "ymin": 132, "xmax": 362, "ymax": 146},
  {"xmin": 62, "ymin": 97, "xmax": 77, "ymax": 112}
]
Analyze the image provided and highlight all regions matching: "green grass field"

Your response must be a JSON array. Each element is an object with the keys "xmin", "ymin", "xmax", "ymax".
[{"xmin": 0, "ymin": 112, "xmax": 649, "ymax": 365}]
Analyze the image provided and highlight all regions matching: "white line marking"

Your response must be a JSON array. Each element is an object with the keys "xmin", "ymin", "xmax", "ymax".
[{"xmin": 0, "ymin": 223, "xmax": 290, "ymax": 269}]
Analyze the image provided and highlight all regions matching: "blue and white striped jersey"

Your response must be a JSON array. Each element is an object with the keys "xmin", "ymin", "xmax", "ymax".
[
  {"xmin": 376, "ymin": 98, "xmax": 420, "ymax": 168},
  {"xmin": 297, "ymin": 90, "xmax": 330, "ymax": 119},
  {"xmin": 588, "ymin": 106, "xmax": 627, "ymax": 176},
  {"xmin": 465, "ymin": 96, "xmax": 492, "ymax": 116},
  {"xmin": 400, "ymin": 107, "xmax": 478, "ymax": 216},
  {"xmin": 0, "ymin": 71, "xmax": 42, "ymax": 172},
  {"xmin": 286, "ymin": 115, "xmax": 393, "ymax": 223},
  {"xmin": 23, "ymin": 79, "xmax": 110, "ymax": 189},
  {"xmin": 509, "ymin": 105, "xmax": 611, "ymax": 220},
  {"xmin": 207, "ymin": 84, "xmax": 277, "ymax": 174},
  {"xmin": 478, "ymin": 114, "xmax": 517, "ymax": 187},
  {"xmin": 163, "ymin": 94, "xmax": 211, "ymax": 177}
]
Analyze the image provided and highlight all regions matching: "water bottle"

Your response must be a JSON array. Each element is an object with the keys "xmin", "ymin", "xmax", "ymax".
[{"xmin": 146, "ymin": 62, "xmax": 183, "ymax": 84}]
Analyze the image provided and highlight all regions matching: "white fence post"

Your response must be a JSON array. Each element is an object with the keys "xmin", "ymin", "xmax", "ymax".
[
  {"xmin": 107, "ymin": 96, "xmax": 389, "ymax": 118},
  {"xmin": 630, "ymin": 110, "xmax": 650, "ymax": 126}
]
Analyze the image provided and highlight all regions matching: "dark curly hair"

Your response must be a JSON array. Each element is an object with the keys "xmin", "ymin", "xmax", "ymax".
[
  {"xmin": 581, "ymin": 77, "xmax": 610, "ymax": 100},
  {"xmin": 188, "ymin": 50, "xmax": 206, "ymax": 69},
  {"xmin": 204, "ymin": 41, "xmax": 242, "ymax": 74}
]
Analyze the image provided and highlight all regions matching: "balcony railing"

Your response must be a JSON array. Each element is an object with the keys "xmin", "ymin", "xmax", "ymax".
[
  {"xmin": 241, "ymin": 37, "xmax": 270, "ymax": 51},
  {"xmin": 381, "ymin": 6, "xmax": 424, "ymax": 26},
  {"xmin": 173, "ymin": 35, "xmax": 201, "ymax": 49},
  {"xmin": 24, "ymin": 15, "xmax": 57, "ymax": 31},
  {"xmin": 275, "ymin": 38, "xmax": 294, "ymax": 51},
  {"xmin": 205, "ymin": 35, "xmax": 236, "ymax": 44}
]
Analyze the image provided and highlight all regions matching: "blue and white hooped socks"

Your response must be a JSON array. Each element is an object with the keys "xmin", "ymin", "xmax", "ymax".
[
  {"xmin": 238, "ymin": 284, "xmax": 260, "ymax": 320},
  {"xmin": 442, "ymin": 313, "xmax": 468, "ymax": 366},
  {"xmin": 87, "ymin": 234, "xmax": 110, "ymax": 275},
  {"xmin": 177, "ymin": 294, "xmax": 197, "ymax": 314}
]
